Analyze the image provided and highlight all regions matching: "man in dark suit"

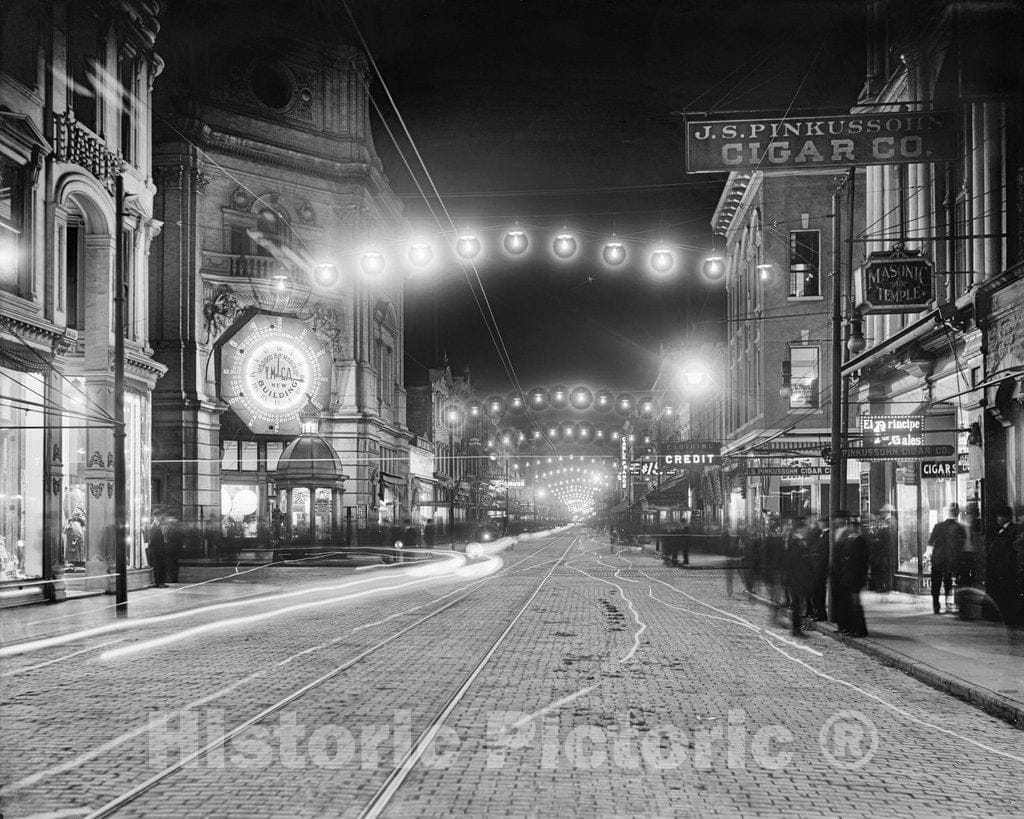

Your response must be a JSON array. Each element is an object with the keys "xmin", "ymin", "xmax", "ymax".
[
  {"xmin": 782, "ymin": 517, "xmax": 811, "ymax": 636},
  {"xmin": 148, "ymin": 509, "xmax": 168, "ymax": 587},
  {"xmin": 986, "ymin": 505, "xmax": 1019, "ymax": 624},
  {"xmin": 928, "ymin": 504, "xmax": 966, "ymax": 614},
  {"xmin": 807, "ymin": 515, "xmax": 829, "ymax": 620}
]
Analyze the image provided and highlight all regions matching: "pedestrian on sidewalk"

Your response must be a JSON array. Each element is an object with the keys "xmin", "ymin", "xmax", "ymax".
[
  {"xmin": 831, "ymin": 511, "xmax": 869, "ymax": 637},
  {"xmin": 807, "ymin": 514, "xmax": 829, "ymax": 620},
  {"xmin": 928, "ymin": 504, "xmax": 966, "ymax": 614},
  {"xmin": 782, "ymin": 517, "xmax": 810, "ymax": 636},
  {"xmin": 868, "ymin": 505, "xmax": 895, "ymax": 594},
  {"xmin": 147, "ymin": 508, "xmax": 168, "ymax": 587},
  {"xmin": 163, "ymin": 514, "xmax": 183, "ymax": 583},
  {"xmin": 986, "ymin": 505, "xmax": 1019, "ymax": 625},
  {"xmin": 424, "ymin": 518, "xmax": 436, "ymax": 548}
]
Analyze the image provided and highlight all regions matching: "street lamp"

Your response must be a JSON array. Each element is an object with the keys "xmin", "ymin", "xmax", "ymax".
[{"xmin": 441, "ymin": 401, "xmax": 465, "ymax": 547}]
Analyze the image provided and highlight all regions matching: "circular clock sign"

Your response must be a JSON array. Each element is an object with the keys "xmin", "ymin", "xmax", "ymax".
[{"xmin": 217, "ymin": 313, "xmax": 331, "ymax": 435}]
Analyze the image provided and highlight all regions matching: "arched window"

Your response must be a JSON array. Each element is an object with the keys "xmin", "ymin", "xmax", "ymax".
[{"xmin": 373, "ymin": 300, "xmax": 398, "ymax": 410}]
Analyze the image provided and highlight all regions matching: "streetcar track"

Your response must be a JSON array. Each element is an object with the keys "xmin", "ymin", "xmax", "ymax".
[
  {"xmin": 45, "ymin": 534, "xmax": 574, "ymax": 817},
  {"xmin": 356, "ymin": 535, "xmax": 579, "ymax": 819},
  {"xmin": 6, "ymin": 539, "xmax": 557, "ymax": 796}
]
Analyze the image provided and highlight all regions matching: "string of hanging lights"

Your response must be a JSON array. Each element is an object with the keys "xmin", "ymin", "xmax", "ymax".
[{"xmin": 323, "ymin": 224, "xmax": 728, "ymax": 282}]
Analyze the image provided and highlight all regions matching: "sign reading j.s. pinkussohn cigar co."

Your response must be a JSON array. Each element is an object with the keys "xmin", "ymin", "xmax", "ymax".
[{"xmin": 685, "ymin": 111, "xmax": 956, "ymax": 173}]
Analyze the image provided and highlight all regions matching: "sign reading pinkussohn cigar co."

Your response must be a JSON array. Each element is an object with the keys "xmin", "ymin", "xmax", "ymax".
[{"xmin": 685, "ymin": 111, "xmax": 957, "ymax": 173}]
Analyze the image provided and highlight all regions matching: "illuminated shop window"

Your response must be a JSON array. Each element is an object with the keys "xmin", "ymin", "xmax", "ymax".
[
  {"xmin": 789, "ymin": 346, "xmax": 819, "ymax": 409},
  {"xmin": 789, "ymin": 230, "xmax": 820, "ymax": 297}
]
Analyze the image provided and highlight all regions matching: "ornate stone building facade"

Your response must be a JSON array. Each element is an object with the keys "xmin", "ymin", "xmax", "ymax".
[
  {"xmin": 1, "ymin": 1, "xmax": 164, "ymax": 599},
  {"xmin": 150, "ymin": 2, "xmax": 409, "ymax": 554}
]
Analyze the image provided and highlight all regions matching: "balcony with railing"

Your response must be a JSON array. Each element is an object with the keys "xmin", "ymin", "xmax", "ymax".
[
  {"xmin": 52, "ymin": 111, "xmax": 122, "ymax": 191},
  {"xmin": 200, "ymin": 250, "xmax": 309, "ymax": 288}
]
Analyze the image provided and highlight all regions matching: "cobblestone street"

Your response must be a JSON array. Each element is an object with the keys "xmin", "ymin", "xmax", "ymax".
[{"xmin": 2, "ymin": 530, "xmax": 1022, "ymax": 817}]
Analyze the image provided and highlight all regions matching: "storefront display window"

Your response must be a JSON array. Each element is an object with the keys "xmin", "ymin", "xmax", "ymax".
[
  {"xmin": 62, "ymin": 379, "xmax": 89, "ymax": 566},
  {"xmin": 125, "ymin": 391, "xmax": 151, "ymax": 568},
  {"xmin": 779, "ymin": 484, "xmax": 811, "ymax": 520},
  {"xmin": 0, "ymin": 369, "xmax": 44, "ymax": 579},
  {"xmin": 222, "ymin": 483, "xmax": 259, "ymax": 539},
  {"xmin": 896, "ymin": 481, "xmax": 920, "ymax": 574},
  {"xmin": 291, "ymin": 487, "xmax": 310, "ymax": 534}
]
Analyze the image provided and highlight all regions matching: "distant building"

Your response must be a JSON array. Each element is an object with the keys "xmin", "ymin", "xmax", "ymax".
[
  {"xmin": 712, "ymin": 168, "xmax": 864, "ymax": 531},
  {"xmin": 405, "ymin": 360, "xmax": 474, "ymax": 536},
  {"xmin": 150, "ymin": 2, "xmax": 408, "ymax": 554},
  {"xmin": 1, "ymin": 1, "xmax": 164, "ymax": 594}
]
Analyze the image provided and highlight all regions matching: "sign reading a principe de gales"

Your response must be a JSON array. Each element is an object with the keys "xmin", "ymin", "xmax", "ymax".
[{"xmin": 685, "ymin": 111, "xmax": 956, "ymax": 174}]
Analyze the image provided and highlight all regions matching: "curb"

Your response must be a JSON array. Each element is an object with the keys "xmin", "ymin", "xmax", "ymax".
[
  {"xmin": 735, "ymin": 585, "xmax": 1024, "ymax": 730},
  {"xmin": 809, "ymin": 619, "xmax": 1024, "ymax": 730}
]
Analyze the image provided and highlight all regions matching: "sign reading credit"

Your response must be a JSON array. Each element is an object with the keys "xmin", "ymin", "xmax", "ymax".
[{"xmin": 685, "ymin": 111, "xmax": 956, "ymax": 174}]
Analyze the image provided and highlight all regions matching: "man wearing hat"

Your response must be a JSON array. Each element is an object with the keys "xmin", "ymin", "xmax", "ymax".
[
  {"xmin": 927, "ymin": 503, "xmax": 966, "ymax": 614},
  {"xmin": 986, "ymin": 505, "xmax": 1018, "ymax": 624},
  {"xmin": 868, "ymin": 504, "xmax": 896, "ymax": 593},
  {"xmin": 831, "ymin": 510, "xmax": 869, "ymax": 636},
  {"xmin": 806, "ymin": 514, "xmax": 830, "ymax": 620},
  {"xmin": 147, "ymin": 507, "xmax": 168, "ymax": 588}
]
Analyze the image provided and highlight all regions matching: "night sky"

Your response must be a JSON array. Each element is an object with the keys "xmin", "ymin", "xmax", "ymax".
[{"xmin": 354, "ymin": 0, "xmax": 867, "ymax": 394}]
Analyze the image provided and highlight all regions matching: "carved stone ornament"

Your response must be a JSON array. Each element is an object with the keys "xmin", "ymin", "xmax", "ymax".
[
  {"xmin": 192, "ymin": 169, "xmax": 212, "ymax": 193},
  {"xmin": 298, "ymin": 200, "xmax": 316, "ymax": 224},
  {"xmin": 51, "ymin": 477, "xmax": 61, "ymax": 495},
  {"xmin": 155, "ymin": 164, "xmax": 185, "ymax": 188},
  {"xmin": 88, "ymin": 451, "xmax": 105, "ymax": 469},
  {"xmin": 231, "ymin": 187, "xmax": 250, "ymax": 210},
  {"xmin": 88, "ymin": 482, "xmax": 104, "ymax": 498},
  {"xmin": 202, "ymin": 285, "xmax": 243, "ymax": 344}
]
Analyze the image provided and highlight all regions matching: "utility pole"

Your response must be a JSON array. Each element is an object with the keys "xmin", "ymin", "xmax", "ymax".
[{"xmin": 827, "ymin": 168, "xmax": 854, "ymax": 621}]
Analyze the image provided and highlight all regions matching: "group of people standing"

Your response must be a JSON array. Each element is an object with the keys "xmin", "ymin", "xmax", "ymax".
[
  {"xmin": 147, "ymin": 509, "xmax": 183, "ymax": 587},
  {"xmin": 927, "ymin": 502, "xmax": 1023, "ymax": 625},
  {"xmin": 729, "ymin": 500, "xmax": 1024, "ymax": 635},
  {"xmin": 735, "ymin": 509, "xmax": 895, "ymax": 638}
]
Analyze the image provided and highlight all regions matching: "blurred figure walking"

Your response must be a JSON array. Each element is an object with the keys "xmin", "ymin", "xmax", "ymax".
[
  {"xmin": 782, "ymin": 517, "xmax": 810, "ymax": 636},
  {"xmin": 807, "ymin": 515, "xmax": 829, "ymax": 621},
  {"xmin": 928, "ymin": 504, "xmax": 966, "ymax": 614}
]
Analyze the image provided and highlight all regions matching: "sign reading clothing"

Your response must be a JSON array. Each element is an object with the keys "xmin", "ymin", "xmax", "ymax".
[{"xmin": 685, "ymin": 111, "xmax": 956, "ymax": 173}]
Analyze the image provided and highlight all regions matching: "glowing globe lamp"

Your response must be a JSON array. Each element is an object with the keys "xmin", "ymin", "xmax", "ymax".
[
  {"xmin": 553, "ymin": 233, "xmax": 577, "ymax": 259},
  {"xmin": 408, "ymin": 241, "xmax": 433, "ymax": 268},
  {"xmin": 313, "ymin": 263, "xmax": 340, "ymax": 289},
  {"xmin": 504, "ymin": 229, "xmax": 528, "ymax": 255},
  {"xmin": 602, "ymin": 241, "xmax": 626, "ymax": 266},
  {"xmin": 456, "ymin": 234, "xmax": 481, "ymax": 260},
  {"xmin": 703, "ymin": 256, "xmax": 725, "ymax": 279},
  {"xmin": 361, "ymin": 250, "xmax": 385, "ymax": 276},
  {"xmin": 650, "ymin": 247, "xmax": 675, "ymax": 274}
]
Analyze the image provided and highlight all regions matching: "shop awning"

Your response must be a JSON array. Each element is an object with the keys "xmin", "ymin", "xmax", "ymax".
[{"xmin": 642, "ymin": 475, "xmax": 690, "ymax": 509}]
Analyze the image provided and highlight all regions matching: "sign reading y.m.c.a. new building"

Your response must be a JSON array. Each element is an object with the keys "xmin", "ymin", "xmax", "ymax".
[{"xmin": 685, "ymin": 111, "xmax": 956, "ymax": 173}]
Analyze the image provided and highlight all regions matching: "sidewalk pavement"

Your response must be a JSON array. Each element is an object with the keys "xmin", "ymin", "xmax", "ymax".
[
  {"xmin": 813, "ymin": 590, "xmax": 1024, "ymax": 729},
  {"xmin": 0, "ymin": 577, "xmax": 290, "ymax": 647},
  {"xmin": 636, "ymin": 539, "xmax": 1023, "ymax": 728}
]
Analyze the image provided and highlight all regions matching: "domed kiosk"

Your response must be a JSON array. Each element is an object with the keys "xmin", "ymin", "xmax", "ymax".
[{"xmin": 272, "ymin": 418, "xmax": 348, "ymax": 559}]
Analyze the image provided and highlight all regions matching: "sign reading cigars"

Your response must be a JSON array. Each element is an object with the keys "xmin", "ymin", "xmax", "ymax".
[{"xmin": 685, "ymin": 111, "xmax": 956, "ymax": 173}]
